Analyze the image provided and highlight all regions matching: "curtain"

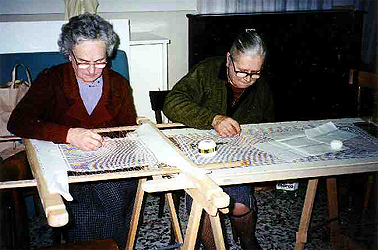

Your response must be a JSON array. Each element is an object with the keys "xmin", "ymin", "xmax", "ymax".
[
  {"xmin": 196, "ymin": 0, "xmax": 376, "ymax": 71},
  {"xmin": 64, "ymin": 0, "xmax": 99, "ymax": 19},
  {"xmin": 196, "ymin": 0, "xmax": 353, "ymax": 14}
]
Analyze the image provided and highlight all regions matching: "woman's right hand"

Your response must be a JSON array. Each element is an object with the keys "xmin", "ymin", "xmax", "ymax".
[
  {"xmin": 66, "ymin": 128, "xmax": 103, "ymax": 151},
  {"xmin": 212, "ymin": 115, "xmax": 241, "ymax": 137}
]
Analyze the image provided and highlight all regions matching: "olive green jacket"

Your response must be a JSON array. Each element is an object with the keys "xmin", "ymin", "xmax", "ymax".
[{"xmin": 163, "ymin": 57, "xmax": 274, "ymax": 130}]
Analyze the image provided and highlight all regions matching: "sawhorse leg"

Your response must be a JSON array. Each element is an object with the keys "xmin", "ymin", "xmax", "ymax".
[
  {"xmin": 167, "ymin": 192, "xmax": 184, "ymax": 244},
  {"xmin": 125, "ymin": 178, "xmax": 184, "ymax": 250},
  {"xmin": 295, "ymin": 178, "xmax": 341, "ymax": 250},
  {"xmin": 182, "ymin": 200, "xmax": 226, "ymax": 250},
  {"xmin": 125, "ymin": 178, "xmax": 146, "ymax": 250},
  {"xmin": 210, "ymin": 212, "xmax": 226, "ymax": 250},
  {"xmin": 295, "ymin": 178, "xmax": 318, "ymax": 250},
  {"xmin": 327, "ymin": 177, "xmax": 339, "ymax": 250}
]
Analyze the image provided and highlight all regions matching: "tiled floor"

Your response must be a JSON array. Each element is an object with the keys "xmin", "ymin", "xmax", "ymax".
[{"xmin": 29, "ymin": 174, "xmax": 378, "ymax": 250}]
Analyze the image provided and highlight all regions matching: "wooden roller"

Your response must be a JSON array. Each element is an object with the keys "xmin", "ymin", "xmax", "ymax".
[
  {"xmin": 136, "ymin": 117, "xmax": 230, "ymax": 216},
  {"xmin": 24, "ymin": 139, "xmax": 69, "ymax": 227}
]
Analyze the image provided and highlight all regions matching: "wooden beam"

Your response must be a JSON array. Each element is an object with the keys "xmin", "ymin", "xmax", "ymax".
[{"xmin": 24, "ymin": 139, "xmax": 68, "ymax": 227}]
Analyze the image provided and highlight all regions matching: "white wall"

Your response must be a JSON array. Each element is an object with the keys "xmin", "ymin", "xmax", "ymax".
[
  {"xmin": 1, "ymin": 0, "xmax": 196, "ymax": 14},
  {"xmin": 0, "ymin": 19, "xmax": 130, "ymax": 56},
  {"xmin": 0, "ymin": 1, "xmax": 197, "ymax": 89},
  {"xmin": 105, "ymin": 11, "xmax": 193, "ymax": 89}
]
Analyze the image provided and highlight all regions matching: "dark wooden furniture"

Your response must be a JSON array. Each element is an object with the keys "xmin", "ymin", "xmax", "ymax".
[
  {"xmin": 0, "ymin": 152, "xmax": 32, "ymax": 250},
  {"xmin": 149, "ymin": 90, "xmax": 171, "ymax": 124},
  {"xmin": 187, "ymin": 10, "xmax": 365, "ymax": 122},
  {"xmin": 358, "ymin": 71, "xmax": 378, "ymax": 117}
]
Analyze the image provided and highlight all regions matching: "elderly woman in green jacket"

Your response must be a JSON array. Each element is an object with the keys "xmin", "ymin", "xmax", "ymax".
[{"xmin": 163, "ymin": 30, "xmax": 274, "ymax": 250}]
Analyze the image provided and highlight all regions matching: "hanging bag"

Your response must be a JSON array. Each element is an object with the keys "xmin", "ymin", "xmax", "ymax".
[{"xmin": 0, "ymin": 64, "xmax": 31, "ymax": 160}]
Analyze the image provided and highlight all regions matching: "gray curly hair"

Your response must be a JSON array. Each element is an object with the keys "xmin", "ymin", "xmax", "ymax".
[{"xmin": 58, "ymin": 13, "xmax": 119, "ymax": 57}]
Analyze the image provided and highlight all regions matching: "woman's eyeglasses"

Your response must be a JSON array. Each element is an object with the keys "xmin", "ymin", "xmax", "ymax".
[
  {"xmin": 71, "ymin": 51, "xmax": 108, "ymax": 69},
  {"xmin": 229, "ymin": 55, "xmax": 261, "ymax": 78}
]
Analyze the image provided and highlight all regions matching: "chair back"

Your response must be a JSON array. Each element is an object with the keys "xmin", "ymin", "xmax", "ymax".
[
  {"xmin": 0, "ymin": 50, "xmax": 129, "ymax": 86},
  {"xmin": 358, "ymin": 71, "xmax": 378, "ymax": 88},
  {"xmin": 358, "ymin": 71, "xmax": 378, "ymax": 117},
  {"xmin": 0, "ymin": 19, "xmax": 130, "ymax": 85},
  {"xmin": 149, "ymin": 90, "xmax": 170, "ymax": 124}
]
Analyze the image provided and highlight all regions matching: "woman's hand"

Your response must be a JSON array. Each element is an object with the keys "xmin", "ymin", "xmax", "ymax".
[
  {"xmin": 212, "ymin": 115, "xmax": 241, "ymax": 137},
  {"xmin": 66, "ymin": 128, "xmax": 103, "ymax": 151}
]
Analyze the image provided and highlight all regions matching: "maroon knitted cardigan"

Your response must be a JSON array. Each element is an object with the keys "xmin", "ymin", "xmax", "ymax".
[{"xmin": 8, "ymin": 63, "xmax": 137, "ymax": 143}]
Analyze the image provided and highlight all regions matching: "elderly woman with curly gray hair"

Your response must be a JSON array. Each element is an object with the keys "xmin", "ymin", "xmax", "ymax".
[{"xmin": 8, "ymin": 13, "xmax": 137, "ymax": 248}]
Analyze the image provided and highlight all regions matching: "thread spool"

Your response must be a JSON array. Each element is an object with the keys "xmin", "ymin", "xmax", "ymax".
[{"xmin": 198, "ymin": 139, "xmax": 217, "ymax": 157}]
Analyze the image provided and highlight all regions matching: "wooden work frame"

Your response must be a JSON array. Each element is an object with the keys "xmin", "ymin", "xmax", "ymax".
[{"xmin": 1, "ymin": 118, "xmax": 378, "ymax": 250}]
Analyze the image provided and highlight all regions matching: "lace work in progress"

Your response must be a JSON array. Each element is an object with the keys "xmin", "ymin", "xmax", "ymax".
[{"xmin": 59, "ymin": 130, "xmax": 158, "ymax": 173}]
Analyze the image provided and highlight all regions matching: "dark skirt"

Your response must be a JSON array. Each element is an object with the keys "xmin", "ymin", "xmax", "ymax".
[{"xmin": 64, "ymin": 178, "xmax": 138, "ymax": 249}]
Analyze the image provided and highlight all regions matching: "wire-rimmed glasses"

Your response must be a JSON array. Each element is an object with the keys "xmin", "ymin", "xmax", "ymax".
[{"xmin": 71, "ymin": 51, "xmax": 108, "ymax": 69}]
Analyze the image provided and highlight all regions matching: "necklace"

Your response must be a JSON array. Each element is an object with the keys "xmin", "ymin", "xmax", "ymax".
[
  {"xmin": 88, "ymin": 79, "xmax": 100, "ymax": 87},
  {"xmin": 231, "ymin": 88, "xmax": 245, "ymax": 107},
  {"xmin": 227, "ymin": 70, "xmax": 245, "ymax": 106}
]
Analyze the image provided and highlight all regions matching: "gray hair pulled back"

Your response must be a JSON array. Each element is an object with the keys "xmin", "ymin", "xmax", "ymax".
[
  {"xmin": 58, "ymin": 13, "xmax": 118, "ymax": 57},
  {"xmin": 230, "ymin": 30, "xmax": 267, "ymax": 60}
]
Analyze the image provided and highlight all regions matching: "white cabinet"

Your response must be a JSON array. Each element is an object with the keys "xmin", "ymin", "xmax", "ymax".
[{"xmin": 129, "ymin": 32, "xmax": 169, "ymax": 123}]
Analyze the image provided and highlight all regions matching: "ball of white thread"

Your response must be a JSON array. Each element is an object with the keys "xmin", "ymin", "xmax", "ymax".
[
  {"xmin": 198, "ymin": 139, "xmax": 217, "ymax": 157},
  {"xmin": 330, "ymin": 140, "xmax": 343, "ymax": 150}
]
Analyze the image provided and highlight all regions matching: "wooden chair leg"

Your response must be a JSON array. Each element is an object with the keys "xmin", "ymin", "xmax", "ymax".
[
  {"xmin": 11, "ymin": 189, "xmax": 30, "ymax": 249},
  {"xmin": 1, "ymin": 190, "xmax": 16, "ymax": 249},
  {"xmin": 1, "ymin": 155, "xmax": 31, "ymax": 250},
  {"xmin": 363, "ymin": 174, "xmax": 374, "ymax": 211}
]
